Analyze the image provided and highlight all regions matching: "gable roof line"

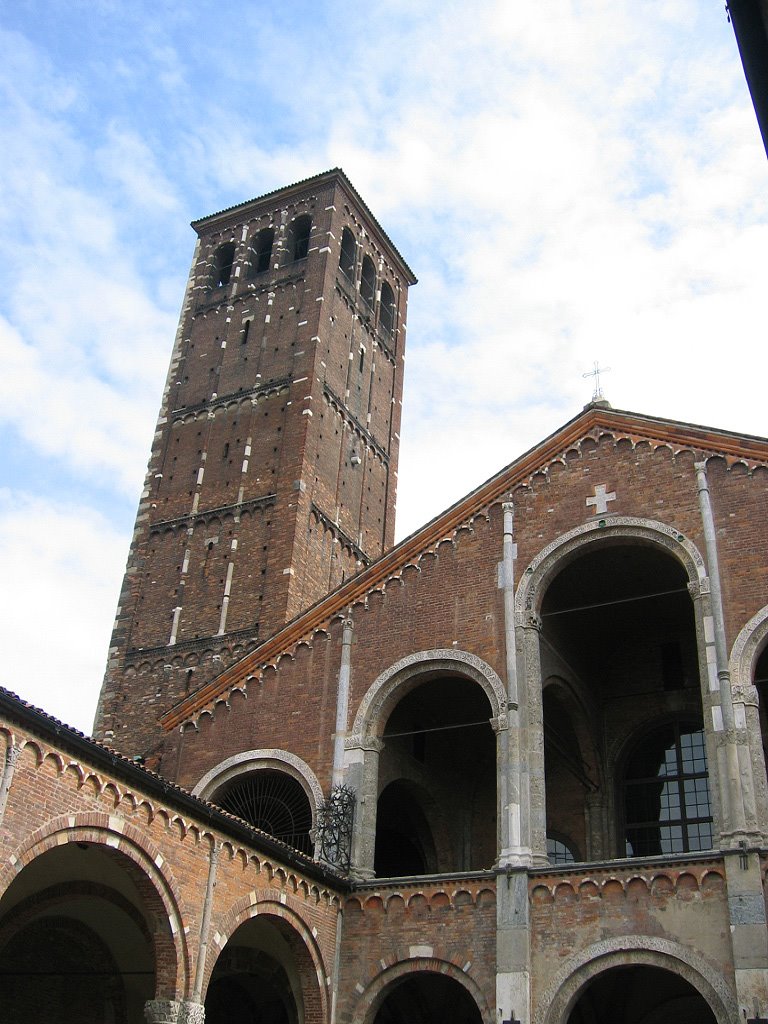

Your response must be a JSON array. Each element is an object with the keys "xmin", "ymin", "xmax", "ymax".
[{"xmin": 160, "ymin": 404, "xmax": 768, "ymax": 731}]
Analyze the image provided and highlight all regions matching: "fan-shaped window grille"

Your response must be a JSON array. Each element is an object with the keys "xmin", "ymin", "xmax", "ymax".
[{"xmin": 216, "ymin": 770, "xmax": 313, "ymax": 855}]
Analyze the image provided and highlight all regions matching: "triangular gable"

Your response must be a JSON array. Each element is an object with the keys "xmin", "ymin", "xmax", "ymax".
[{"xmin": 160, "ymin": 403, "xmax": 768, "ymax": 730}]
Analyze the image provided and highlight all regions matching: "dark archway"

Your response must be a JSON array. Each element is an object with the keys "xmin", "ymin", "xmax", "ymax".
[
  {"xmin": 287, "ymin": 215, "xmax": 311, "ymax": 262},
  {"xmin": 212, "ymin": 242, "xmax": 236, "ymax": 287},
  {"xmin": 374, "ymin": 780, "xmax": 437, "ymax": 876},
  {"xmin": 375, "ymin": 674, "xmax": 496, "ymax": 875},
  {"xmin": 373, "ymin": 972, "xmax": 484, "ymax": 1024},
  {"xmin": 205, "ymin": 915, "xmax": 323, "ymax": 1024},
  {"xmin": 540, "ymin": 541, "xmax": 706, "ymax": 859},
  {"xmin": 0, "ymin": 842, "xmax": 162, "ymax": 1024},
  {"xmin": 566, "ymin": 964, "xmax": 717, "ymax": 1023}
]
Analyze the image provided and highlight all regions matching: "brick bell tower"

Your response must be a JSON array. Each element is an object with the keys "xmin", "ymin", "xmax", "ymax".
[{"xmin": 94, "ymin": 169, "xmax": 416, "ymax": 755}]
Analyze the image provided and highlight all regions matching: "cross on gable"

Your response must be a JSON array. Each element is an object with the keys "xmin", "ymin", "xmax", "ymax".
[{"xmin": 586, "ymin": 483, "xmax": 616, "ymax": 515}]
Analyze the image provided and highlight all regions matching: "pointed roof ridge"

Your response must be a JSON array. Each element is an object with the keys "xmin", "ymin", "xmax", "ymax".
[{"xmin": 160, "ymin": 404, "xmax": 768, "ymax": 730}]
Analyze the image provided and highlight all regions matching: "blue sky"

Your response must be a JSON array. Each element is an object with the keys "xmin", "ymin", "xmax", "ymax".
[{"xmin": 1, "ymin": 0, "xmax": 766, "ymax": 735}]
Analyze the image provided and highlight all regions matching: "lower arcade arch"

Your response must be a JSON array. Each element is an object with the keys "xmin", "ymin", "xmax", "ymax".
[
  {"xmin": 563, "ymin": 965, "xmax": 718, "ymax": 1023},
  {"xmin": 539, "ymin": 941, "xmax": 734, "ymax": 1024},
  {"xmin": 0, "ymin": 839, "xmax": 178, "ymax": 1024},
  {"xmin": 359, "ymin": 962, "xmax": 491, "ymax": 1024},
  {"xmin": 204, "ymin": 910, "xmax": 326, "ymax": 1024}
]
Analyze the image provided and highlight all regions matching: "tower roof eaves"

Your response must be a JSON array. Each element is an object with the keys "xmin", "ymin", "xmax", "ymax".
[{"xmin": 190, "ymin": 168, "xmax": 417, "ymax": 285}]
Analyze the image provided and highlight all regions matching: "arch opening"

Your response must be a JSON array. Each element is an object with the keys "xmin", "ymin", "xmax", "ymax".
[
  {"xmin": 360, "ymin": 254, "xmax": 376, "ymax": 309},
  {"xmin": 371, "ymin": 971, "xmax": 484, "ymax": 1024},
  {"xmin": 339, "ymin": 226, "xmax": 356, "ymax": 281},
  {"xmin": 374, "ymin": 674, "xmax": 496, "ymax": 876},
  {"xmin": 212, "ymin": 242, "xmax": 236, "ymax": 288},
  {"xmin": 0, "ymin": 841, "xmax": 164, "ymax": 1024},
  {"xmin": 205, "ymin": 916, "xmax": 309, "ymax": 1024},
  {"xmin": 211, "ymin": 768, "xmax": 313, "ymax": 856},
  {"xmin": 379, "ymin": 281, "xmax": 395, "ymax": 337},
  {"xmin": 251, "ymin": 227, "xmax": 275, "ymax": 275},
  {"xmin": 539, "ymin": 540, "xmax": 708, "ymax": 860},
  {"xmin": 288, "ymin": 215, "xmax": 311, "ymax": 263},
  {"xmin": 565, "ymin": 964, "xmax": 717, "ymax": 1023}
]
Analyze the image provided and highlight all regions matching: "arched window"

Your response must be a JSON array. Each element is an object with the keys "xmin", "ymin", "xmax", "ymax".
[
  {"xmin": 250, "ymin": 227, "xmax": 274, "ymax": 275},
  {"xmin": 379, "ymin": 281, "xmax": 395, "ymax": 337},
  {"xmin": 360, "ymin": 255, "xmax": 376, "ymax": 309},
  {"xmin": 288, "ymin": 215, "xmax": 312, "ymax": 262},
  {"xmin": 623, "ymin": 720, "xmax": 713, "ymax": 857},
  {"xmin": 547, "ymin": 835, "xmax": 578, "ymax": 865},
  {"xmin": 214, "ymin": 769, "xmax": 313, "ymax": 855},
  {"xmin": 212, "ymin": 242, "xmax": 236, "ymax": 288},
  {"xmin": 339, "ymin": 227, "xmax": 356, "ymax": 281}
]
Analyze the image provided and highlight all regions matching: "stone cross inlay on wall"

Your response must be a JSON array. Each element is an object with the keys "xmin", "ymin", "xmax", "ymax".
[{"xmin": 586, "ymin": 483, "xmax": 616, "ymax": 515}]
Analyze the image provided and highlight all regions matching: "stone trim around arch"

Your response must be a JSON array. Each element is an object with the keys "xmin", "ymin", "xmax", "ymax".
[
  {"xmin": 0, "ymin": 815, "xmax": 190, "ymax": 999},
  {"xmin": 192, "ymin": 749, "xmax": 324, "ymax": 819},
  {"xmin": 348, "ymin": 649, "xmax": 507, "ymax": 744},
  {"xmin": 201, "ymin": 896, "xmax": 331, "ymax": 1024},
  {"xmin": 535, "ymin": 934, "xmax": 736, "ymax": 1024},
  {"xmin": 515, "ymin": 516, "xmax": 708, "ymax": 621},
  {"xmin": 730, "ymin": 603, "xmax": 768, "ymax": 694},
  {"xmin": 352, "ymin": 956, "xmax": 493, "ymax": 1024}
]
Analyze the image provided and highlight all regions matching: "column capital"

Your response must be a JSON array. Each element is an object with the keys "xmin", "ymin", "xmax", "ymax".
[{"xmin": 144, "ymin": 1000, "xmax": 205, "ymax": 1024}]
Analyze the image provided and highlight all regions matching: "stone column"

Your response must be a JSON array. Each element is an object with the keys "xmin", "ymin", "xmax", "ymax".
[
  {"xmin": 496, "ymin": 868, "xmax": 531, "ymax": 1024},
  {"xmin": 191, "ymin": 841, "xmax": 219, "ymax": 1006},
  {"xmin": 723, "ymin": 848, "xmax": 768, "ymax": 1020},
  {"xmin": 144, "ymin": 1000, "xmax": 206, "ymax": 1023},
  {"xmin": 332, "ymin": 618, "xmax": 354, "ymax": 788},
  {"xmin": 498, "ymin": 503, "xmax": 539, "ymax": 868},
  {"xmin": 518, "ymin": 615, "xmax": 547, "ymax": 864},
  {"xmin": 694, "ymin": 461, "xmax": 758, "ymax": 842},
  {"xmin": 345, "ymin": 737, "xmax": 382, "ymax": 879}
]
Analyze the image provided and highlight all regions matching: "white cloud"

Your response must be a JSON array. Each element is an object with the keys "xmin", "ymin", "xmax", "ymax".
[
  {"xmin": 1, "ymin": 0, "xmax": 766, "ymax": 726},
  {"xmin": 0, "ymin": 492, "xmax": 126, "ymax": 734}
]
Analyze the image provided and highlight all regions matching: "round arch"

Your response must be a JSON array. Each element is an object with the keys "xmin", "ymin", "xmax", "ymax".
[
  {"xmin": 0, "ymin": 819, "xmax": 189, "ymax": 1002},
  {"xmin": 536, "ymin": 936, "xmax": 735, "ymax": 1024},
  {"xmin": 513, "ymin": 517, "xmax": 713, "ymax": 862},
  {"xmin": 730, "ymin": 603, "xmax": 768, "ymax": 692},
  {"xmin": 349, "ymin": 649, "xmax": 507, "ymax": 743},
  {"xmin": 193, "ymin": 748, "xmax": 323, "ymax": 815},
  {"xmin": 201, "ymin": 898, "xmax": 330, "ymax": 1024},
  {"xmin": 355, "ymin": 957, "xmax": 493, "ymax": 1024},
  {"xmin": 346, "ymin": 650, "xmax": 504, "ymax": 876},
  {"xmin": 729, "ymin": 603, "xmax": 768, "ymax": 839},
  {"xmin": 515, "ymin": 517, "xmax": 707, "ymax": 620}
]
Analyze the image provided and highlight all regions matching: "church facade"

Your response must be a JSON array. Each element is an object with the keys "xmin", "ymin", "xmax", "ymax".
[{"xmin": 2, "ymin": 170, "xmax": 768, "ymax": 1024}]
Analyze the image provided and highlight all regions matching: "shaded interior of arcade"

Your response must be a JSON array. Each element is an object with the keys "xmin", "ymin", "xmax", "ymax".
[
  {"xmin": 374, "ymin": 675, "xmax": 496, "ymax": 877},
  {"xmin": 0, "ymin": 842, "xmax": 166, "ymax": 1024},
  {"xmin": 540, "ymin": 540, "xmax": 714, "ymax": 864}
]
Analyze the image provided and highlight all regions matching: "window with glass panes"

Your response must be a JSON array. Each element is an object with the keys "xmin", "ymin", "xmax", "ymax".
[{"xmin": 624, "ymin": 721, "xmax": 712, "ymax": 857}]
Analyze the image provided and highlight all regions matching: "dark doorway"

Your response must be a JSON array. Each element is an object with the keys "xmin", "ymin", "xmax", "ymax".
[
  {"xmin": 373, "ymin": 972, "xmax": 484, "ymax": 1024},
  {"xmin": 567, "ymin": 964, "xmax": 717, "ymax": 1023}
]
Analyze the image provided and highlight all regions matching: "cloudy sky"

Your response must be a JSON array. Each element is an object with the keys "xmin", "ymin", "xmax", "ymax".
[{"xmin": 1, "ymin": 0, "xmax": 765, "ymax": 735}]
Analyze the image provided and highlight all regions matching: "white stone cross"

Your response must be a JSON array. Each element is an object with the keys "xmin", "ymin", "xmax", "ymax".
[{"xmin": 586, "ymin": 483, "xmax": 616, "ymax": 515}]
